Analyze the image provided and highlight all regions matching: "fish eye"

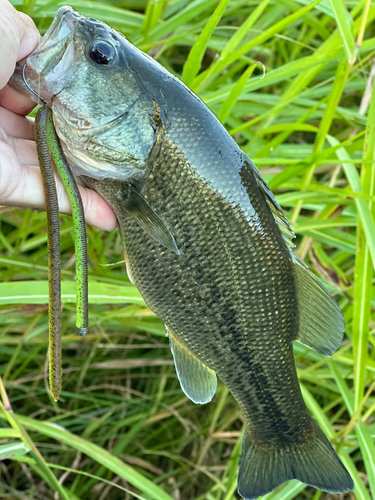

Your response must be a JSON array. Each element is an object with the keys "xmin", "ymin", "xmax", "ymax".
[{"xmin": 90, "ymin": 41, "xmax": 115, "ymax": 65}]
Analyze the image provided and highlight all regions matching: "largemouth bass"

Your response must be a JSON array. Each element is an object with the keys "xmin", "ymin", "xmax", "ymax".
[{"xmin": 11, "ymin": 7, "xmax": 354, "ymax": 499}]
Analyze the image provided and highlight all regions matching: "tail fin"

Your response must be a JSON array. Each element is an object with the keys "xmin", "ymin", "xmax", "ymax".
[{"xmin": 238, "ymin": 422, "xmax": 354, "ymax": 500}]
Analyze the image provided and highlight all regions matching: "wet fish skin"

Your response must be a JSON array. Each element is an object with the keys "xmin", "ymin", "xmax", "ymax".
[
  {"xmin": 83, "ymin": 149, "xmax": 301, "ymax": 445},
  {"xmin": 83, "ymin": 139, "xmax": 299, "ymax": 407},
  {"xmin": 10, "ymin": 7, "xmax": 354, "ymax": 499}
]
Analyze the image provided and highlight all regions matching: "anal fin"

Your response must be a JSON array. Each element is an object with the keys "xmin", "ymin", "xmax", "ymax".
[
  {"xmin": 167, "ymin": 327, "xmax": 217, "ymax": 404},
  {"xmin": 292, "ymin": 255, "xmax": 345, "ymax": 356}
]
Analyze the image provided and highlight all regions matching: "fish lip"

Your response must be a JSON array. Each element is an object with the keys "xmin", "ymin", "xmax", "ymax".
[
  {"xmin": 31, "ymin": 6, "xmax": 77, "ymax": 61},
  {"xmin": 15, "ymin": 6, "xmax": 80, "ymax": 105},
  {"xmin": 9, "ymin": 6, "xmax": 78, "ymax": 102}
]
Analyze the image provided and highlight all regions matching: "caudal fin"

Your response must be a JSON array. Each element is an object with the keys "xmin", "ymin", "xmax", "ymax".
[{"xmin": 238, "ymin": 422, "xmax": 354, "ymax": 500}]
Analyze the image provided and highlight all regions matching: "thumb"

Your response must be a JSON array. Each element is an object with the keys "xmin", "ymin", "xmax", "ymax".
[
  {"xmin": 17, "ymin": 11, "xmax": 40, "ymax": 61},
  {"xmin": 0, "ymin": 0, "xmax": 39, "ymax": 90}
]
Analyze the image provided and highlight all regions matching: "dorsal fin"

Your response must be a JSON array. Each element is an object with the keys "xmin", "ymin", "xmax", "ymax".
[
  {"xmin": 292, "ymin": 255, "xmax": 345, "ymax": 356},
  {"xmin": 247, "ymin": 160, "xmax": 295, "ymax": 249}
]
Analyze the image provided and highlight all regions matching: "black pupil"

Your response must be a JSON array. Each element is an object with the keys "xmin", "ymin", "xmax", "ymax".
[{"xmin": 90, "ymin": 42, "xmax": 113, "ymax": 65}]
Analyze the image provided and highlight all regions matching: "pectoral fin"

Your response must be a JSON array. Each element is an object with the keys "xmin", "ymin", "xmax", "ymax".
[
  {"xmin": 123, "ymin": 249, "xmax": 135, "ymax": 284},
  {"xmin": 125, "ymin": 185, "xmax": 179, "ymax": 255},
  {"xmin": 293, "ymin": 255, "xmax": 345, "ymax": 356},
  {"xmin": 167, "ymin": 327, "xmax": 217, "ymax": 404}
]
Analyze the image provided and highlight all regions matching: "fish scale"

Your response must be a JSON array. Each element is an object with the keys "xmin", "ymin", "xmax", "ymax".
[{"xmin": 86, "ymin": 138, "xmax": 311, "ymax": 449}]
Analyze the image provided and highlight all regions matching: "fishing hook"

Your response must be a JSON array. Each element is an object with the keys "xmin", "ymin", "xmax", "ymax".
[{"xmin": 22, "ymin": 62, "xmax": 47, "ymax": 105}]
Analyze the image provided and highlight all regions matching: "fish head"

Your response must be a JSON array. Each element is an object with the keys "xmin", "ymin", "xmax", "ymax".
[{"xmin": 11, "ymin": 6, "xmax": 161, "ymax": 180}]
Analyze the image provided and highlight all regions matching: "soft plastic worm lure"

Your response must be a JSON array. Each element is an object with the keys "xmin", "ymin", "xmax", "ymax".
[{"xmin": 24, "ymin": 65, "xmax": 88, "ymax": 401}]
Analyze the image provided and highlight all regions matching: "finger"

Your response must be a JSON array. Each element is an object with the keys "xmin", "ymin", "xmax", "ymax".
[
  {"xmin": 0, "ymin": 123, "xmax": 38, "ymax": 166},
  {"xmin": 0, "ymin": 107, "xmax": 34, "ymax": 140},
  {"xmin": 0, "ymin": 0, "xmax": 39, "ymax": 89},
  {"xmin": 17, "ymin": 11, "xmax": 40, "ymax": 60},
  {"xmin": 76, "ymin": 184, "xmax": 117, "ymax": 232},
  {"xmin": 10, "ymin": 137, "xmax": 39, "ymax": 166},
  {"xmin": 0, "ymin": 84, "xmax": 36, "ymax": 116},
  {"xmin": 0, "ymin": 0, "xmax": 21, "ymax": 89},
  {"xmin": 0, "ymin": 141, "xmax": 117, "ymax": 231}
]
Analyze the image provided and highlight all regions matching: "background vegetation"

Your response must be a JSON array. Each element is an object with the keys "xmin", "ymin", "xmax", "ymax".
[{"xmin": 0, "ymin": 0, "xmax": 375, "ymax": 498}]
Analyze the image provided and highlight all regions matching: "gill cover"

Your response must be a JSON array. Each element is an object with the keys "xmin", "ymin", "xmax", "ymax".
[{"xmin": 13, "ymin": 6, "xmax": 162, "ymax": 181}]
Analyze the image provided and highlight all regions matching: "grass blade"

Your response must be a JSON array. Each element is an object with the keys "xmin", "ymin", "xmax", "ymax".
[
  {"xmin": 182, "ymin": 0, "xmax": 231, "ymax": 87},
  {"xmin": 352, "ymin": 68, "xmax": 375, "ymax": 409},
  {"xmin": 290, "ymin": 59, "xmax": 351, "ymax": 224},
  {"xmin": 0, "ymin": 281, "xmax": 145, "ymax": 305},
  {"xmin": 301, "ymin": 385, "xmax": 370, "ymax": 500},
  {"xmin": 196, "ymin": 0, "xmax": 322, "ymax": 91},
  {"xmin": 329, "ymin": 0, "xmax": 356, "ymax": 64},
  {"xmin": 218, "ymin": 63, "xmax": 260, "ymax": 124},
  {"xmin": 262, "ymin": 481, "xmax": 306, "ymax": 500},
  {"xmin": 141, "ymin": 0, "xmax": 167, "ymax": 42},
  {"xmin": 327, "ymin": 134, "xmax": 375, "ymax": 268},
  {"xmin": 0, "ymin": 412, "xmax": 175, "ymax": 500},
  {"xmin": 0, "ymin": 441, "xmax": 30, "ymax": 459},
  {"xmin": 0, "ymin": 401, "xmax": 71, "ymax": 500},
  {"xmin": 329, "ymin": 362, "xmax": 375, "ymax": 498},
  {"xmin": 135, "ymin": 0, "xmax": 216, "ymax": 44},
  {"xmin": 193, "ymin": 0, "xmax": 270, "ymax": 90}
]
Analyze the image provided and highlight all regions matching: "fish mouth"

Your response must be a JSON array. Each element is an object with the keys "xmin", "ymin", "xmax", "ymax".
[
  {"xmin": 33, "ymin": 7, "xmax": 77, "ymax": 56},
  {"xmin": 10, "ymin": 6, "xmax": 81, "ymax": 105},
  {"xmin": 9, "ymin": 6, "xmax": 78, "ymax": 103},
  {"xmin": 30, "ymin": 6, "xmax": 78, "ymax": 77}
]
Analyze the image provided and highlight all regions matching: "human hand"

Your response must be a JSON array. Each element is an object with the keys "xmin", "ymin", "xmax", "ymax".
[{"xmin": 0, "ymin": 0, "xmax": 117, "ymax": 231}]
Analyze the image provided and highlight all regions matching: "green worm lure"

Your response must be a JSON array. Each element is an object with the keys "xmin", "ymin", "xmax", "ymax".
[{"xmin": 25, "ymin": 65, "xmax": 88, "ymax": 401}]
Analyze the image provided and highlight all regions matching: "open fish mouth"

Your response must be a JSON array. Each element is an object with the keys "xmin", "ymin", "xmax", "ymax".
[
  {"xmin": 9, "ymin": 6, "xmax": 78, "ymax": 105},
  {"xmin": 28, "ymin": 7, "xmax": 78, "ymax": 81},
  {"xmin": 33, "ymin": 6, "xmax": 77, "ymax": 58}
]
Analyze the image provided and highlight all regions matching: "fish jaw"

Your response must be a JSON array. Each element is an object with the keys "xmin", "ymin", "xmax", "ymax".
[{"xmin": 10, "ymin": 7, "xmax": 79, "ymax": 106}]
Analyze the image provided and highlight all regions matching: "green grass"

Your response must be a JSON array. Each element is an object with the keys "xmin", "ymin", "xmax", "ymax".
[{"xmin": 1, "ymin": 0, "xmax": 375, "ymax": 498}]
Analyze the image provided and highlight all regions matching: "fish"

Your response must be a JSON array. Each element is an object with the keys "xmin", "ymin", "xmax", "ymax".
[{"xmin": 11, "ymin": 6, "xmax": 354, "ymax": 499}]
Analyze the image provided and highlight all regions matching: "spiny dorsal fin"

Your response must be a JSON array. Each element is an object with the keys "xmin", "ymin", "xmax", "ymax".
[
  {"xmin": 247, "ymin": 160, "xmax": 295, "ymax": 249},
  {"xmin": 167, "ymin": 327, "xmax": 217, "ymax": 404},
  {"xmin": 125, "ymin": 185, "xmax": 180, "ymax": 255},
  {"xmin": 292, "ymin": 254, "xmax": 345, "ymax": 356}
]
